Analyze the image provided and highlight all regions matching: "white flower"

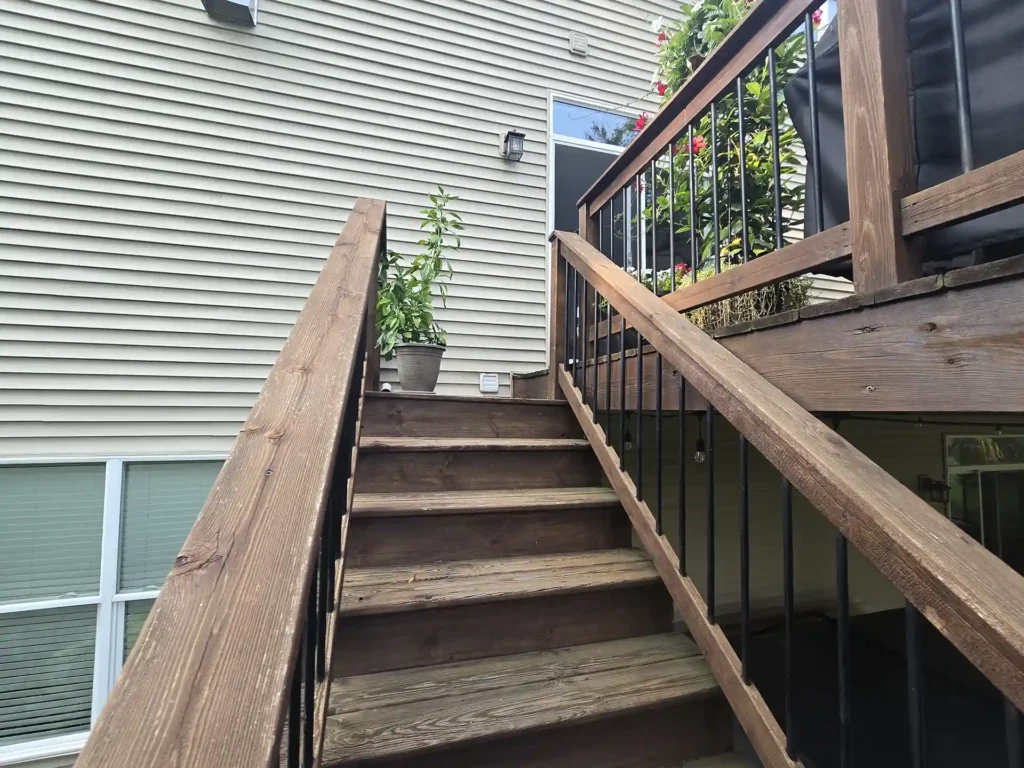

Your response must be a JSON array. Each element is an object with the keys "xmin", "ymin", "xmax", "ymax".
[{"xmin": 650, "ymin": 15, "xmax": 665, "ymax": 32}]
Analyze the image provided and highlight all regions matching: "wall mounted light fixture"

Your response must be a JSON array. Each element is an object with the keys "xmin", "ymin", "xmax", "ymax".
[
  {"xmin": 500, "ymin": 130, "xmax": 526, "ymax": 162},
  {"xmin": 203, "ymin": 0, "xmax": 257, "ymax": 26}
]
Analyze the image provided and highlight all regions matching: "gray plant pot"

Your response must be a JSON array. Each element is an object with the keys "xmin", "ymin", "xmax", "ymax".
[{"xmin": 395, "ymin": 343, "xmax": 445, "ymax": 392}]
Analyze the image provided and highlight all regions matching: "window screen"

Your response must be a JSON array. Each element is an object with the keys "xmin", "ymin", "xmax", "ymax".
[
  {"xmin": 123, "ymin": 599, "xmax": 155, "ymax": 660},
  {"xmin": 119, "ymin": 461, "xmax": 222, "ymax": 592},
  {"xmin": 0, "ymin": 464, "xmax": 105, "ymax": 604},
  {"xmin": 0, "ymin": 605, "xmax": 96, "ymax": 745}
]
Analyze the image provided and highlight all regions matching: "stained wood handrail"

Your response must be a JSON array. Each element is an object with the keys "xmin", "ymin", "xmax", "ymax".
[
  {"xmin": 554, "ymin": 229, "xmax": 1024, "ymax": 712},
  {"xmin": 77, "ymin": 198, "xmax": 387, "ymax": 768}
]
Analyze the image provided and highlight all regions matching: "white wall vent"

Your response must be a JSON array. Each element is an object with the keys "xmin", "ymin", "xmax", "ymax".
[
  {"xmin": 568, "ymin": 31, "xmax": 589, "ymax": 57},
  {"xmin": 479, "ymin": 373, "xmax": 500, "ymax": 394}
]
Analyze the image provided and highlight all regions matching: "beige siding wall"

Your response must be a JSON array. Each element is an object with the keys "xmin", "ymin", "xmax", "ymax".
[
  {"xmin": 0, "ymin": 0, "xmax": 674, "ymax": 458},
  {"xmin": 626, "ymin": 415, "xmax": 1017, "ymax": 618}
]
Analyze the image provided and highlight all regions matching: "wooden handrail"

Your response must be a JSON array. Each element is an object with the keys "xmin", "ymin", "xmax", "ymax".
[
  {"xmin": 554, "ymin": 229, "xmax": 1024, "ymax": 712},
  {"xmin": 77, "ymin": 198, "xmax": 387, "ymax": 768},
  {"xmin": 577, "ymin": 0, "xmax": 818, "ymax": 215}
]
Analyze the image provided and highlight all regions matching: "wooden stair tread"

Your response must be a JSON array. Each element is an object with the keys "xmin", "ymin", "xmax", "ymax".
[
  {"xmin": 359, "ymin": 436, "xmax": 591, "ymax": 452},
  {"xmin": 340, "ymin": 549, "xmax": 658, "ymax": 616},
  {"xmin": 350, "ymin": 487, "xmax": 620, "ymax": 517},
  {"xmin": 323, "ymin": 633, "xmax": 717, "ymax": 765},
  {"xmin": 684, "ymin": 753, "xmax": 759, "ymax": 767},
  {"xmin": 364, "ymin": 391, "xmax": 566, "ymax": 406}
]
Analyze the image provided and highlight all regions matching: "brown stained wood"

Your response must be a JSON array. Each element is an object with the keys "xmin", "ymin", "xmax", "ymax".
[
  {"xmin": 333, "ymin": 584, "xmax": 674, "ymax": 676},
  {"xmin": 582, "ymin": 0, "xmax": 820, "ymax": 213},
  {"xmin": 346, "ymin": 507, "xmax": 632, "ymax": 567},
  {"xmin": 686, "ymin": 754, "xmax": 759, "ymax": 768},
  {"xmin": 348, "ymin": 697, "xmax": 732, "ymax": 768},
  {"xmin": 328, "ymin": 633, "xmax": 699, "ymax": 715},
  {"xmin": 902, "ymin": 149, "xmax": 1024, "ymax": 235},
  {"xmin": 322, "ymin": 640, "xmax": 719, "ymax": 764},
  {"xmin": 548, "ymin": 240, "xmax": 568, "ymax": 399},
  {"xmin": 839, "ymin": 0, "xmax": 918, "ymax": 292},
  {"xmin": 353, "ymin": 448, "xmax": 602, "ymax": 493},
  {"xmin": 554, "ymin": 232, "xmax": 1024, "ymax": 711},
  {"xmin": 76, "ymin": 199, "xmax": 387, "ymax": 768},
  {"xmin": 559, "ymin": 367, "xmax": 800, "ymax": 768},
  {"xmin": 351, "ymin": 487, "xmax": 620, "ymax": 518},
  {"xmin": 590, "ymin": 271, "xmax": 1024, "ymax": 413},
  {"xmin": 511, "ymin": 369, "xmax": 551, "ymax": 399},
  {"xmin": 339, "ymin": 549, "xmax": 660, "ymax": 617},
  {"xmin": 942, "ymin": 252, "xmax": 1024, "ymax": 289},
  {"xmin": 358, "ymin": 436, "xmax": 591, "ymax": 452},
  {"xmin": 361, "ymin": 391, "xmax": 580, "ymax": 438}
]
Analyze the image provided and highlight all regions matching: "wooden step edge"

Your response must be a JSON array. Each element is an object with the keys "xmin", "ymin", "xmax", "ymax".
[
  {"xmin": 365, "ymin": 391, "xmax": 567, "ymax": 406},
  {"xmin": 358, "ymin": 437, "xmax": 592, "ymax": 452},
  {"xmin": 350, "ymin": 487, "xmax": 620, "ymax": 518},
  {"xmin": 683, "ymin": 752, "xmax": 760, "ymax": 767}
]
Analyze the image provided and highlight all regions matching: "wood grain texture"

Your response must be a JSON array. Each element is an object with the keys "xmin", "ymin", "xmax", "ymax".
[
  {"xmin": 838, "ymin": 0, "xmax": 918, "ymax": 292},
  {"xmin": 353, "ymin": 448, "xmax": 602, "ymax": 492},
  {"xmin": 554, "ymin": 232, "xmax": 1024, "ymax": 712},
  {"xmin": 345, "ymin": 698, "xmax": 731, "ymax": 768},
  {"xmin": 361, "ymin": 392, "xmax": 580, "ymax": 438},
  {"xmin": 333, "ymin": 584, "xmax": 673, "ymax": 676},
  {"xmin": 358, "ymin": 436, "xmax": 591, "ymax": 452},
  {"xmin": 339, "ymin": 549, "xmax": 660, "ymax": 617},
  {"xmin": 582, "ymin": 0, "xmax": 820, "ymax": 213},
  {"xmin": 559, "ymin": 367, "xmax": 800, "ymax": 768},
  {"xmin": 902, "ymin": 149, "xmax": 1024, "ymax": 235},
  {"xmin": 350, "ymin": 487, "xmax": 621, "ymax": 517},
  {"xmin": 76, "ymin": 199, "xmax": 387, "ymax": 768},
  {"xmin": 547, "ymin": 240, "xmax": 568, "ymax": 399},
  {"xmin": 323, "ymin": 635, "xmax": 718, "ymax": 764},
  {"xmin": 347, "ymin": 506, "xmax": 631, "ymax": 567},
  {"xmin": 589, "ymin": 268, "xmax": 1024, "ymax": 413}
]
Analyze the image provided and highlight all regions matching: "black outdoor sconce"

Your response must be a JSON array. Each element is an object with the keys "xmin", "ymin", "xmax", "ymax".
[
  {"xmin": 501, "ymin": 130, "xmax": 526, "ymax": 162},
  {"xmin": 203, "ymin": 0, "xmax": 257, "ymax": 26},
  {"xmin": 917, "ymin": 475, "xmax": 950, "ymax": 504}
]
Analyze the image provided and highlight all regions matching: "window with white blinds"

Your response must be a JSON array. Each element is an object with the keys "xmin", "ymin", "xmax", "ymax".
[
  {"xmin": 118, "ymin": 461, "xmax": 222, "ymax": 592},
  {"xmin": 123, "ymin": 599, "xmax": 154, "ymax": 660},
  {"xmin": 0, "ymin": 605, "xmax": 97, "ymax": 745},
  {"xmin": 0, "ymin": 464, "xmax": 105, "ymax": 604}
]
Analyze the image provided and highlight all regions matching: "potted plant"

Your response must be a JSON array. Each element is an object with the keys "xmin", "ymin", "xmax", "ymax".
[{"xmin": 376, "ymin": 186, "xmax": 463, "ymax": 392}]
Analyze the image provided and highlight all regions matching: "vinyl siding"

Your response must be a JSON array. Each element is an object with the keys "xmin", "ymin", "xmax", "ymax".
[{"xmin": 0, "ymin": 0, "xmax": 674, "ymax": 458}]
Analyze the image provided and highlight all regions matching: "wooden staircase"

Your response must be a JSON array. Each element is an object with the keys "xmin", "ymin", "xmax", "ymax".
[{"xmin": 321, "ymin": 392, "xmax": 745, "ymax": 767}]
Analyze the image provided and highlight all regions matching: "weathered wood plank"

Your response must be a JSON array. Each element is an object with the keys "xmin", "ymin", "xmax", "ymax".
[
  {"xmin": 839, "ymin": 0, "xmax": 918, "ymax": 292},
  {"xmin": 340, "ymin": 549, "xmax": 660, "ymax": 616},
  {"xmin": 351, "ymin": 487, "xmax": 620, "ymax": 517},
  {"xmin": 77, "ymin": 199, "xmax": 387, "ymax": 768},
  {"xmin": 559, "ymin": 366, "xmax": 800, "ymax": 768},
  {"xmin": 358, "ymin": 437, "xmax": 591, "ymax": 452},
  {"xmin": 555, "ymin": 231, "xmax": 1024, "ymax": 711},
  {"xmin": 547, "ymin": 240, "xmax": 568, "ymax": 399}
]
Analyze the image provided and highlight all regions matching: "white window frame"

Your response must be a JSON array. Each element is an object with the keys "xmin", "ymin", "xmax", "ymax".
[{"xmin": 0, "ymin": 454, "xmax": 227, "ymax": 766}]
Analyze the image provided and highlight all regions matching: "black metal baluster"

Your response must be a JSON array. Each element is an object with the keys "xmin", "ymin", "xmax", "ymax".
[
  {"xmin": 316, "ymin": 541, "xmax": 328, "ymax": 682},
  {"xmin": 706, "ymin": 402, "xmax": 715, "ymax": 621},
  {"xmin": 592, "ymin": 277, "xmax": 598, "ymax": 415},
  {"xmin": 768, "ymin": 48, "xmax": 785, "ymax": 251},
  {"xmin": 669, "ymin": 138, "xmax": 677, "ymax": 291},
  {"xmin": 302, "ymin": 578, "xmax": 316, "ymax": 768},
  {"xmin": 678, "ymin": 374, "xmax": 687, "ymax": 574},
  {"xmin": 569, "ymin": 266, "xmax": 577, "ymax": 384},
  {"xmin": 782, "ymin": 478, "xmax": 796, "ymax": 758},
  {"xmin": 949, "ymin": 0, "xmax": 975, "ymax": 172},
  {"xmin": 635, "ymin": 174, "xmax": 644, "ymax": 502},
  {"xmin": 600, "ymin": 205, "xmax": 611, "ymax": 443},
  {"xmin": 710, "ymin": 103, "xmax": 721, "ymax": 274},
  {"xmin": 563, "ymin": 263, "xmax": 571, "ymax": 373},
  {"xmin": 619, "ymin": 189, "xmax": 628, "ymax": 469},
  {"xmin": 740, "ymin": 434, "xmax": 750, "ymax": 683},
  {"xmin": 737, "ymin": 76, "xmax": 750, "ymax": 264},
  {"xmin": 1007, "ymin": 698, "xmax": 1022, "ymax": 768},
  {"xmin": 906, "ymin": 603, "xmax": 926, "ymax": 768},
  {"xmin": 581, "ymin": 276, "xmax": 588, "ymax": 401},
  {"xmin": 805, "ymin": 12, "xmax": 824, "ymax": 231},
  {"xmin": 688, "ymin": 126, "xmax": 699, "ymax": 282},
  {"xmin": 837, "ymin": 532, "xmax": 851, "ymax": 768},
  {"xmin": 287, "ymin": 658, "xmax": 300, "ymax": 768},
  {"xmin": 652, "ymin": 158, "xmax": 663, "ymax": 533}
]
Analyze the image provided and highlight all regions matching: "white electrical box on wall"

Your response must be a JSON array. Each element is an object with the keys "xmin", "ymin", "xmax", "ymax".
[{"xmin": 479, "ymin": 373, "xmax": 500, "ymax": 394}]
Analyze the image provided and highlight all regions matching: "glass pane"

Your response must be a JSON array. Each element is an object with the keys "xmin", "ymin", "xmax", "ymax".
[
  {"xmin": 0, "ymin": 464, "xmax": 105, "ymax": 604},
  {"xmin": 947, "ymin": 436, "xmax": 1024, "ymax": 467},
  {"xmin": 123, "ymin": 599, "xmax": 155, "ymax": 660},
  {"xmin": 949, "ymin": 472, "xmax": 982, "ymax": 540},
  {"xmin": 980, "ymin": 470, "xmax": 1024, "ymax": 574},
  {"xmin": 553, "ymin": 100, "xmax": 636, "ymax": 146},
  {"xmin": 119, "ymin": 461, "xmax": 222, "ymax": 592},
  {"xmin": 0, "ymin": 605, "xmax": 96, "ymax": 745}
]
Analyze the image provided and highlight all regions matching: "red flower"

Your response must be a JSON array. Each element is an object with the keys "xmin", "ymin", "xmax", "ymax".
[
  {"xmin": 812, "ymin": 8, "xmax": 823, "ymax": 25},
  {"xmin": 656, "ymin": 81, "xmax": 668, "ymax": 97},
  {"xmin": 657, "ymin": 31, "xmax": 668, "ymax": 44},
  {"xmin": 691, "ymin": 134, "xmax": 707, "ymax": 153},
  {"xmin": 674, "ymin": 262, "xmax": 691, "ymax": 274},
  {"xmin": 635, "ymin": 112, "xmax": 649, "ymax": 131}
]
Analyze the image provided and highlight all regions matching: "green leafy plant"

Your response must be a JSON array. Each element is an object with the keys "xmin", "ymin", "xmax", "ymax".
[{"xmin": 375, "ymin": 186, "xmax": 463, "ymax": 360}]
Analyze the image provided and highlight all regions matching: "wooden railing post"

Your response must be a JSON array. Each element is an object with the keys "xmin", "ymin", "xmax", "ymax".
[
  {"xmin": 547, "ymin": 240, "xmax": 567, "ymax": 399},
  {"xmin": 838, "ymin": 0, "xmax": 919, "ymax": 293}
]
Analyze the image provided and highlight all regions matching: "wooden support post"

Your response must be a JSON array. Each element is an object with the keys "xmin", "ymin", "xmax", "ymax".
[
  {"xmin": 838, "ymin": 0, "xmax": 919, "ymax": 293},
  {"xmin": 547, "ymin": 240, "xmax": 567, "ymax": 399}
]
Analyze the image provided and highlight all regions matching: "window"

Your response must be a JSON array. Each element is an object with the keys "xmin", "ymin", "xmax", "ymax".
[
  {"xmin": 552, "ymin": 99, "xmax": 637, "ymax": 146},
  {"xmin": 0, "ymin": 458, "xmax": 223, "ymax": 763}
]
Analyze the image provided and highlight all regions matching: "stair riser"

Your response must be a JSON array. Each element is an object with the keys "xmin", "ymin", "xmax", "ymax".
[
  {"xmin": 362, "ymin": 396, "xmax": 583, "ymax": 439},
  {"xmin": 354, "ymin": 450, "xmax": 601, "ymax": 493},
  {"xmin": 347, "ymin": 509, "xmax": 632, "ymax": 567},
  {"xmin": 328, "ymin": 695, "xmax": 732, "ymax": 768},
  {"xmin": 333, "ymin": 585, "xmax": 673, "ymax": 677}
]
